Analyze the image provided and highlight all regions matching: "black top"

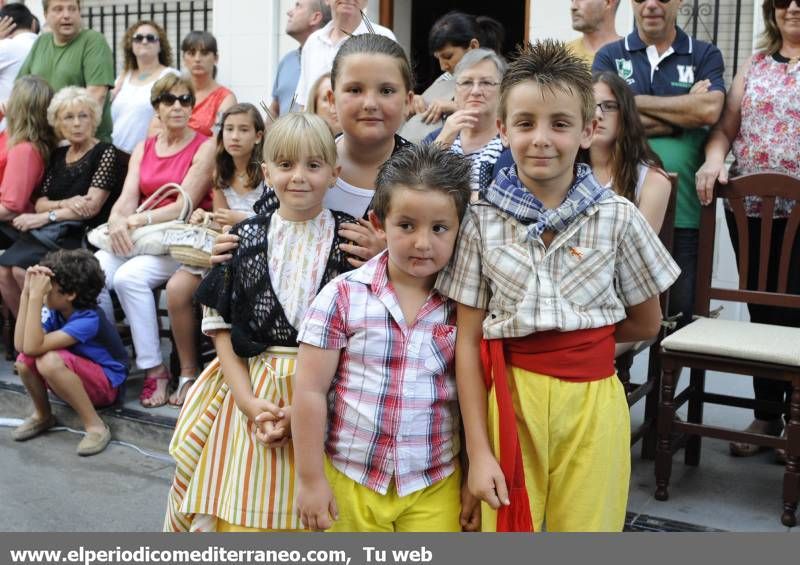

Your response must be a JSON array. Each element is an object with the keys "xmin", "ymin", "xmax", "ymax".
[
  {"xmin": 195, "ymin": 209, "xmax": 356, "ymax": 358},
  {"xmin": 252, "ymin": 134, "xmax": 413, "ymax": 217},
  {"xmin": 39, "ymin": 142, "xmax": 125, "ymax": 228}
]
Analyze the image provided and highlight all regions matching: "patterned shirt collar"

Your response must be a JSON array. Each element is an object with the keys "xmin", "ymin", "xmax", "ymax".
[{"xmin": 484, "ymin": 162, "xmax": 613, "ymax": 240}]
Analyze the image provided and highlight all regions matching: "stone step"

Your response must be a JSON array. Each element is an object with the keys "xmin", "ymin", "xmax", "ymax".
[{"xmin": 0, "ymin": 373, "xmax": 179, "ymax": 455}]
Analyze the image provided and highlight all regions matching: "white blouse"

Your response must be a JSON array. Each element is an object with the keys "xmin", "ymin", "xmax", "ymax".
[{"xmin": 202, "ymin": 209, "xmax": 336, "ymax": 334}]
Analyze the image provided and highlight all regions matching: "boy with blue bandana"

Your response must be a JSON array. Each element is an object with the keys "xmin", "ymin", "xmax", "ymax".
[{"xmin": 437, "ymin": 40, "xmax": 680, "ymax": 532}]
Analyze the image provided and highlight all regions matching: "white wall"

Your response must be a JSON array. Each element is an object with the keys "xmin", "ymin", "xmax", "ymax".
[
  {"xmin": 213, "ymin": 0, "xmax": 287, "ymax": 107},
  {"xmin": 529, "ymin": 0, "xmax": 634, "ymax": 42}
]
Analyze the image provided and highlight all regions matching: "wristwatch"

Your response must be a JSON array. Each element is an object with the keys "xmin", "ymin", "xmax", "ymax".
[{"xmin": 48, "ymin": 210, "xmax": 57, "ymax": 223}]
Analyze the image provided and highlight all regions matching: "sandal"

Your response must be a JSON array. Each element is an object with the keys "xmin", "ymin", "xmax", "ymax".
[
  {"xmin": 139, "ymin": 367, "xmax": 171, "ymax": 408},
  {"xmin": 729, "ymin": 418, "xmax": 783, "ymax": 457},
  {"xmin": 168, "ymin": 375, "xmax": 197, "ymax": 407}
]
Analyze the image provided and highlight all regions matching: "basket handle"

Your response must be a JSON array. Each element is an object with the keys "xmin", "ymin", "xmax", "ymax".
[{"xmin": 135, "ymin": 183, "xmax": 193, "ymax": 221}]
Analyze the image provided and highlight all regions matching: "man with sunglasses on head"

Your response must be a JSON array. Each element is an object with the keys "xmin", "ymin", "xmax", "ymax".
[
  {"xmin": 593, "ymin": 0, "xmax": 725, "ymax": 331},
  {"xmin": 16, "ymin": 0, "xmax": 114, "ymax": 142}
]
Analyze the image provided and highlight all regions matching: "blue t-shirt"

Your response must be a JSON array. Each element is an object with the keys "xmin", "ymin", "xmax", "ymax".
[
  {"xmin": 593, "ymin": 27, "xmax": 725, "ymax": 229},
  {"xmin": 43, "ymin": 308, "xmax": 129, "ymax": 387},
  {"xmin": 271, "ymin": 49, "xmax": 301, "ymax": 115}
]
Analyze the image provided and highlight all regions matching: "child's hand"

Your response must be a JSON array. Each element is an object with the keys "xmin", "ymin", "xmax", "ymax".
[
  {"xmin": 468, "ymin": 451, "xmax": 510, "ymax": 510},
  {"xmin": 460, "ymin": 480, "xmax": 482, "ymax": 532},
  {"xmin": 213, "ymin": 208, "xmax": 245, "ymax": 227},
  {"xmin": 189, "ymin": 208, "xmax": 208, "ymax": 225},
  {"xmin": 27, "ymin": 272, "xmax": 52, "ymax": 298},
  {"xmin": 296, "ymin": 477, "xmax": 338, "ymax": 531},
  {"xmin": 254, "ymin": 404, "xmax": 291, "ymax": 448},
  {"xmin": 338, "ymin": 217, "xmax": 386, "ymax": 268},
  {"xmin": 210, "ymin": 232, "xmax": 239, "ymax": 265}
]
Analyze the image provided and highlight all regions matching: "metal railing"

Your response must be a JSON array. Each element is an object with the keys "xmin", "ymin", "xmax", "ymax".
[
  {"xmin": 679, "ymin": 0, "xmax": 754, "ymax": 84},
  {"xmin": 82, "ymin": 0, "xmax": 213, "ymax": 73}
]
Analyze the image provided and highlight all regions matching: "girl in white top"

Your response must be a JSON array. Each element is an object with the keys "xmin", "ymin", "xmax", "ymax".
[
  {"xmin": 165, "ymin": 103, "xmax": 265, "ymax": 406},
  {"xmin": 323, "ymin": 34, "xmax": 415, "ymax": 267},
  {"xmin": 588, "ymin": 72, "xmax": 671, "ymax": 233},
  {"xmin": 111, "ymin": 21, "xmax": 178, "ymax": 154}
]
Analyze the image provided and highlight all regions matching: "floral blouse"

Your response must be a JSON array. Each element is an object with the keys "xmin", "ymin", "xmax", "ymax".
[{"xmin": 730, "ymin": 51, "xmax": 799, "ymax": 218}]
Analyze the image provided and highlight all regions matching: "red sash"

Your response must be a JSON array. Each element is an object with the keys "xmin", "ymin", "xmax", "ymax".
[{"xmin": 479, "ymin": 326, "xmax": 616, "ymax": 532}]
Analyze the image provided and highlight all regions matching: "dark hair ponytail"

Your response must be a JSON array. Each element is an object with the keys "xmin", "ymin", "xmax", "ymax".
[{"xmin": 428, "ymin": 11, "xmax": 505, "ymax": 56}]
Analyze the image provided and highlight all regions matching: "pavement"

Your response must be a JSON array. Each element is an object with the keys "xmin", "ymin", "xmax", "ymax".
[{"xmin": 1, "ymin": 349, "xmax": 798, "ymax": 533}]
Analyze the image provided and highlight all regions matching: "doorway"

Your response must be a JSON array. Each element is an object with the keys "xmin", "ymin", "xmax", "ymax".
[{"xmin": 400, "ymin": 1, "xmax": 527, "ymax": 92}]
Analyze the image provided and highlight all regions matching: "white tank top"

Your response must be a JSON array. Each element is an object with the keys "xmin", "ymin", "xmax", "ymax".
[
  {"xmin": 111, "ymin": 67, "xmax": 178, "ymax": 153},
  {"xmin": 603, "ymin": 162, "xmax": 650, "ymax": 204}
]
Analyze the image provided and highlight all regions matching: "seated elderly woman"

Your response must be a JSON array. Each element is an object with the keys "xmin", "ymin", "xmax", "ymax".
[
  {"xmin": 95, "ymin": 73, "xmax": 214, "ymax": 408},
  {"xmin": 423, "ymin": 48, "xmax": 512, "ymax": 199},
  {"xmin": 0, "ymin": 87, "xmax": 125, "ymax": 319}
]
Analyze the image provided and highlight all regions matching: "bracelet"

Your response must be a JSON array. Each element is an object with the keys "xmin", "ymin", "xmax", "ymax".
[{"xmin": 145, "ymin": 212, "xmax": 153, "ymax": 226}]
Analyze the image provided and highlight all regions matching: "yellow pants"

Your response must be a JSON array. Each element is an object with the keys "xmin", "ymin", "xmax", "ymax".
[
  {"xmin": 482, "ymin": 369, "xmax": 630, "ymax": 532},
  {"xmin": 216, "ymin": 519, "xmax": 298, "ymax": 532},
  {"xmin": 324, "ymin": 458, "xmax": 462, "ymax": 532}
]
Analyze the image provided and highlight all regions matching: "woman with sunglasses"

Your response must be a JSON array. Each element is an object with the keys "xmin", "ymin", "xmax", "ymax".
[
  {"xmin": 111, "ymin": 21, "xmax": 178, "ymax": 155},
  {"xmin": 695, "ymin": 0, "xmax": 800, "ymax": 461},
  {"xmin": 95, "ymin": 74, "xmax": 215, "ymax": 409}
]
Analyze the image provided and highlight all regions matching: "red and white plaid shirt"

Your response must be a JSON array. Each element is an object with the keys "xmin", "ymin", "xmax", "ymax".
[{"xmin": 298, "ymin": 251, "xmax": 460, "ymax": 496}]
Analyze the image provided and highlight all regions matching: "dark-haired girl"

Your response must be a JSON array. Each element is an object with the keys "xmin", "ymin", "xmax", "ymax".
[
  {"xmin": 588, "ymin": 71, "xmax": 671, "ymax": 232},
  {"xmin": 165, "ymin": 103, "xmax": 266, "ymax": 407}
]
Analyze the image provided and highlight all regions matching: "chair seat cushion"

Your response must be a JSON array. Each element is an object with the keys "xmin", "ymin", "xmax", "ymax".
[{"xmin": 661, "ymin": 317, "xmax": 800, "ymax": 367}]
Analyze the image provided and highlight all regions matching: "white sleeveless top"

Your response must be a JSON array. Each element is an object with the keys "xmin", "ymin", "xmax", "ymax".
[
  {"xmin": 111, "ymin": 67, "xmax": 178, "ymax": 153},
  {"xmin": 603, "ymin": 162, "xmax": 649, "ymax": 203}
]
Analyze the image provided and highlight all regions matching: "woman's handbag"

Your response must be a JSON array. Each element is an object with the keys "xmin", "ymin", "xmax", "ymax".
[
  {"xmin": 87, "ymin": 183, "xmax": 193, "ymax": 257},
  {"xmin": 163, "ymin": 214, "xmax": 220, "ymax": 269}
]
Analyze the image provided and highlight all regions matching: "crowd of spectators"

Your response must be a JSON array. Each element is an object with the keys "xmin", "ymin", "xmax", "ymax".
[{"xmin": 0, "ymin": 0, "xmax": 797, "ymax": 467}]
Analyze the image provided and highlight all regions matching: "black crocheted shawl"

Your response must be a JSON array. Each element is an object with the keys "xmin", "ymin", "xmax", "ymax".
[{"xmin": 195, "ymin": 210, "xmax": 356, "ymax": 358}]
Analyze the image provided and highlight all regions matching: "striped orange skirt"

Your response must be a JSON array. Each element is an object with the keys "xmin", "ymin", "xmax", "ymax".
[{"xmin": 164, "ymin": 347, "xmax": 302, "ymax": 532}]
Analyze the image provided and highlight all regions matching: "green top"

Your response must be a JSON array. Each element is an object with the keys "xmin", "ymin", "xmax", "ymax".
[
  {"xmin": 649, "ymin": 128, "xmax": 709, "ymax": 229},
  {"xmin": 18, "ymin": 29, "xmax": 115, "ymax": 143}
]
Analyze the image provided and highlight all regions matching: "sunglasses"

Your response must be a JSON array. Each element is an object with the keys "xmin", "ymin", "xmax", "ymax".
[
  {"xmin": 132, "ymin": 33, "xmax": 159, "ymax": 44},
  {"xmin": 158, "ymin": 93, "xmax": 194, "ymax": 107},
  {"xmin": 773, "ymin": 0, "xmax": 798, "ymax": 8}
]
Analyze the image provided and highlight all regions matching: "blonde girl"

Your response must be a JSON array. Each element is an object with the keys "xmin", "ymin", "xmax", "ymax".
[{"xmin": 164, "ymin": 113, "xmax": 356, "ymax": 532}]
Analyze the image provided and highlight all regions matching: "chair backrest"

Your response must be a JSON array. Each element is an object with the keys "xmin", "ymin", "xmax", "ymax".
[{"xmin": 696, "ymin": 173, "xmax": 800, "ymax": 315}]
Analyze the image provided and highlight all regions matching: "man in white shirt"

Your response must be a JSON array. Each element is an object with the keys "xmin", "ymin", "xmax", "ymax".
[
  {"xmin": 0, "ymin": 3, "xmax": 38, "ymax": 131},
  {"xmin": 294, "ymin": 0, "xmax": 395, "ymax": 109}
]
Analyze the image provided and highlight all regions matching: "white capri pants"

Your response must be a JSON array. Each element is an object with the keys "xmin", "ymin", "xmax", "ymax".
[{"xmin": 96, "ymin": 250, "xmax": 179, "ymax": 370}]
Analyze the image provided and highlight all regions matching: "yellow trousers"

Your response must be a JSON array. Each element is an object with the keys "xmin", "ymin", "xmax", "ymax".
[
  {"xmin": 482, "ymin": 369, "xmax": 630, "ymax": 532},
  {"xmin": 324, "ymin": 458, "xmax": 462, "ymax": 532}
]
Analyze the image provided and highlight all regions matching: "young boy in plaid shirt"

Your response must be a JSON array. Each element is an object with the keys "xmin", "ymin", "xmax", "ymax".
[
  {"xmin": 291, "ymin": 144, "xmax": 477, "ymax": 532},
  {"xmin": 436, "ymin": 41, "xmax": 680, "ymax": 532}
]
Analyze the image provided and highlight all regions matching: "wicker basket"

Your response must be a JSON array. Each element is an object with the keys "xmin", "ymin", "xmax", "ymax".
[{"xmin": 163, "ymin": 219, "xmax": 221, "ymax": 269}]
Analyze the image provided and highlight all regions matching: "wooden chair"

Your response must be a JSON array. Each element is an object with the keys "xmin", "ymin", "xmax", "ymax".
[
  {"xmin": 653, "ymin": 172, "xmax": 800, "ymax": 527},
  {"xmin": 616, "ymin": 174, "xmax": 678, "ymax": 458}
]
